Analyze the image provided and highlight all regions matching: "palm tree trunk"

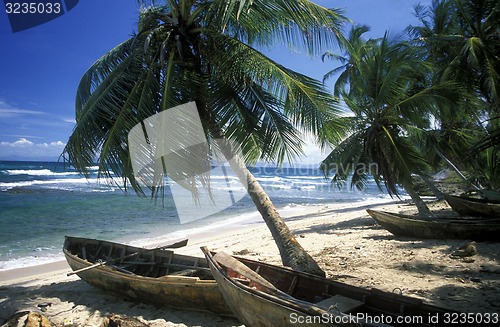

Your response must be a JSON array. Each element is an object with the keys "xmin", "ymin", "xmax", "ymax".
[
  {"xmin": 419, "ymin": 175, "xmax": 444, "ymax": 200},
  {"xmin": 434, "ymin": 147, "xmax": 482, "ymax": 191},
  {"xmin": 400, "ymin": 179, "xmax": 431, "ymax": 215},
  {"xmin": 210, "ymin": 128, "xmax": 325, "ymax": 277}
]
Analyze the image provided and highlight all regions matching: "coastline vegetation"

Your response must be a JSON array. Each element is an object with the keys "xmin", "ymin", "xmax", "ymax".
[
  {"xmin": 321, "ymin": 0, "xmax": 500, "ymax": 209},
  {"xmin": 63, "ymin": 0, "xmax": 498, "ymax": 273}
]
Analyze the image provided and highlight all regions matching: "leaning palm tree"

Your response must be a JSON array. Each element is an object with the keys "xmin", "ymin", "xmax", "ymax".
[
  {"xmin": 445, "ymin": 0, "xmax": 499, "ymax": 109},
  {"xmin": 321, "ymin": 32, "xmax": 458, "ymax": 215},
  {"xmin": 321, "ymin": 24, "xmax": 374, "ymax": 97},
  {"xmin": 408, "ymin": 0, "xmax": 461, "ymax": 84},
  {"xmin": 63, "ymin": 0, "xmax": 347, "ymax": 276},
  {"xmin": 410, "ymin": 0, "xmax": 499, "ymax": 108},
  {"xmin": 409, "ymin": 0, "xmax": 500, "ymax": 193}
]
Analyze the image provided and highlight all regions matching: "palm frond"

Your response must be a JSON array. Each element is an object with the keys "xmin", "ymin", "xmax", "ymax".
[
  {"xmin": 66, "ymin": 0, "xmax": 348, "ymax": 199},
  {"xmin": 204, "ymin": 0, "xmax": 347, "ymax": 56},
  {"xmin": 205, "ymin": 32, "xmax": 344, "ymax": 141}
]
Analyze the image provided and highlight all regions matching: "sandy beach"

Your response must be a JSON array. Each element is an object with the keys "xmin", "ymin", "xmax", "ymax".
[{"xmin": 1, "ymin": 197, "xmax": 499, "ymax": 326}]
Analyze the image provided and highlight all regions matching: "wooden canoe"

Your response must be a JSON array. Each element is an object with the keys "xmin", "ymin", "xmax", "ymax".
[
  {"xmin": 444, "ymin": 194, "xmax": 500, "ymax": 217},
  {"xmin": 367, "ymin": 209, "xmax": 500, "ymax": 241},
  {"xmin": 63, "ymin": 236, "xmax": 232, "ymax": 315},
  {"xmin": 201, "ymin": 247, "xmax": 456, "ymax": 327}
]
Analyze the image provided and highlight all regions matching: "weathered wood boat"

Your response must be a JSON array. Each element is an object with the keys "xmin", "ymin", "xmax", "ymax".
[
  {"xmin": 366, "ymin": 209, "xmax": 500, "ymax": 241},
  {"xmin": 63, "ymin": 236, "xmax": 232, "ymax": 315},
  {"xmin": 201, "ymin": 247, "xmax": 456, "ymax": 327},
  {"xmin": 444, "ymin": 194, "xmax": 500, "ymax": 217}
]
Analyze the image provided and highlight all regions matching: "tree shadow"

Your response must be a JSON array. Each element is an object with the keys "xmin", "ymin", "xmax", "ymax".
[
  {"xmin": 290, "ymin": 204, "xmax": 500, "ymax": 263},
  {"xmin": 283, "ymin": 199, "xmax": 403, "ymax": 223},
  {"xmin": 429, "ymin": 283, "xmax": 500, "ymax": 313},
  {"xmin": 292, "ymin": 215, "xmax": 383, "ymax": 236},
  {"xmin": 389, "ymin": 266, "xmax": 500, "ymax": 314},
  {"xmin": 0, "ymin": 280, "xmax": 240, "ymax": 326},
  {"xmin": 284, "ymin": 199, "xmax": 405, "ymax": 236},
  {"xmin": 363, "ymin": 234, "xmax": 500, "ymax": 262}
]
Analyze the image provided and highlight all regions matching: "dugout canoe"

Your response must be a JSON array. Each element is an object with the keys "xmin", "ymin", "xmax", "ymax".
[
  {"xmin": 444, "ymin": 194, "xmax": 500, "ymax": 218},
  {"xmin": 366, "ymin": 210, "xmax": 500, "ymax": 241},
  {"xmin": 63, "ymin": 236, "xmax": 232, "ymax": 315},
  {"xmin": 201, "ymin": 246, "xmax": 456, "ymax": 327}
]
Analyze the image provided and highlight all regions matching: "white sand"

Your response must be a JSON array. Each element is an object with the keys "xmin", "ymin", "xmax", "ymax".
[{"xmin": 1, "ymin": 198, "xmax": 499, "ymax": 326}]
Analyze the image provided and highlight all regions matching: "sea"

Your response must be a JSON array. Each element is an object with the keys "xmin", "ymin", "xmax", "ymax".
[{"xmin": 0, "ymin": 160, "xmax": 389, "ymax": 271}]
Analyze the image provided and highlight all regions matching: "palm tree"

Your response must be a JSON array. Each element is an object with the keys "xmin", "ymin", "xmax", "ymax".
[
  {"xmin": 411, "ymin": 0, "xmax": 499, "ymax": 107},
  {"xmin": 321, "ymin": 31, "xmax": 459, "ymax": 215},
  {"xmin": 63, "ymin": 0, "xmax": 347, "ymax": 276},
  {"xmin": 446, "ymin": 0, "xmax": 499, "ymax": 109},
  {"xmin": 322, "ymin": 24, "xmax": 374, "ymax": 97},
  {"xmin": 409, "ymin": 0, "xmax": 500, "ymax": 193},
  {"xmin": 452, "ymin": 0, "xmax": 500, "ymax": 192},
  {"xmin": 409, "ymin": 0, "xmax": 461, "ymax": 84}
]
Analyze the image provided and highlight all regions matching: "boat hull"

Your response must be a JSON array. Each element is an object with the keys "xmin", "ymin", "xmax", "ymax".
[
  {"xmin": 444, "ymin": 194, "xmax": 500, "ymax": 217},
  {"xmin": 63, "ymin": 236, "xmax": 231, "ymax": 315},
  {"xmin": 367, "ymin": 210, "xmax": 500, "ymax": 241},
  {"xmin": 202, "ymin": 247, "xmax": 456, "ymax": 327},
  {"xmin": 211, "ymin": 268, "xmax": 312, "ymax": 326}
]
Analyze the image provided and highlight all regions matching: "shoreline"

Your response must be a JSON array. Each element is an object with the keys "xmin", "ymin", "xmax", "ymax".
[
  {"xmin": 1, "ymin": 197, "xmax": 499, "ymax": 326},
  {"xmin": 0, "ymin": 198, "xmax": 387, "ymax": 285},
  {"xmin": 0, "ymin": 196, "xmax": 389, "ymax": 275}
]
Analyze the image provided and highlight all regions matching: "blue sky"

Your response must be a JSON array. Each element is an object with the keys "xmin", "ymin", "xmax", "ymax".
[{"xmin": 0, "ymin": 0, "xmax": 429, "ymax": 162}]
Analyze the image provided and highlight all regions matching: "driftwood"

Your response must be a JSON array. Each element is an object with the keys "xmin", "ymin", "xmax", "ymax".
[
  {"xmin": 2, "ymin": 311, "xmax": 52, "ymax": 327},
  {"xmin": 100, "ymin": 314, "xmax": 149, "ymax": 327}
]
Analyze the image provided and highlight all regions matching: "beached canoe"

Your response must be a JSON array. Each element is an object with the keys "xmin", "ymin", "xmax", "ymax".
[
  {"xmin": 201, "ymin": 247, "xmax": 456, "ymax": 327},
  {"xmin": 63, "ymin": 236, "xmax": 232, "ymax": 315},
  {"xmin": 366, "ymin": 210, "xmax": 500, "ymax": 241},
  {"xmin": 444, "ymin": 194, "xmax": 500, "ymax": 217}
]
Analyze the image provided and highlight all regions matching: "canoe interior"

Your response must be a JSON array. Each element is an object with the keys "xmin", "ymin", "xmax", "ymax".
[
  {"xmin": 213, "ymin": 251, "xmax": 454, "ymax": 319},
  {"xmin": 64, "ymin": 236, "xmax": 212, "ymax": 280}
]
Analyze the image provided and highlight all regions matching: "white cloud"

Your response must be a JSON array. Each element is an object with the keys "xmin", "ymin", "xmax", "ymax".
[
  {"xmin": 63, "ymin": 117, "xmax": 76, "ymax": 123},
  {"xmin": 0, "ymin": 138, "xmax": 66, "ymax": 160},
  {"xmin": 0, "ymin": 100, "xmax": 45, "ymax": 118},
  {"xmin": 0, "ymin": 108, "xmax": 45, "ymax": 118},
  {"xmin": 11, "ymin": 138, "xmax": 34, "ymax": 146}
]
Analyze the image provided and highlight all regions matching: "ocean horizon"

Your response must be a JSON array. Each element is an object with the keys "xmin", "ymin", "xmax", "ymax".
[{"xmin": 0, "ymin": 160, "xmax": 389, "ymax": 271}]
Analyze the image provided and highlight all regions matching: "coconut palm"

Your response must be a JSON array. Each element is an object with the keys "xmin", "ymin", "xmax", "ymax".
[
  {"xmin": 321, "ymin": 24, "xmax": 374, "ymax": 97},
  {"xmin": 409, "ymin": 0, "xmax": 461, "ymax": 83},
  {"xmin": 411, "ymin": 0, "xmax": 499, "ymax": 107},
  {"xmin": 447, "ymin": 0, "xmax": 499, "ymax": 109},
  {"xmin": 409, "ymin": 0, "xmax": 500, "ymax": 193},
  {"xmin": 63, "ymin": 0, "xmax": 347, "ymax": 276},
  {"xmin": 452, "ymin": 0, "xmax": 500, "ymax": 191},
  {"xmin": 321, "ymin": 31, "xmax": 462, "ymax": 215}
]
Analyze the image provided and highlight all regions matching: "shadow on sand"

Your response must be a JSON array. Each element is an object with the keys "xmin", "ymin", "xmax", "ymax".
[{"xmin": 0, "ymin": 280, "xmax": 240, "ymax": 327}]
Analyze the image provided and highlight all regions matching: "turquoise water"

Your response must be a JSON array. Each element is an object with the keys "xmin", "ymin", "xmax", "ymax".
[{"xmin": 0, "ymin": 161, "xmax": 387, "ymax": 270}]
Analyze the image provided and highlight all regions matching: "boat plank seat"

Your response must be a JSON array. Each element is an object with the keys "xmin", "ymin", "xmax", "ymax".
[
  {"xmin": 81, "ymin": 246, "xmax": 87, "ymax": 260},
  {"xmin": 109, "ymin": 264, "xmax": 136, "ymax": 275},
  {"xmin": 92, "ymin": 245, "xmax": 102, "ymax": 261},
  {"xmin": 315, "ymin": 294, "xmax": 364, "ymax": 313},
  {"xmin": 170, "ymin": 268, "xmax": 201, "ymax": 276},
  {"xmin": 122, "ymin": 261, "xmax": 209, "ymax": 272}
]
